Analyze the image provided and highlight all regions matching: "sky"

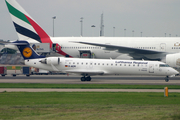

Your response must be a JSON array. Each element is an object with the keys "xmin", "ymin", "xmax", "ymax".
[{"xmin": 0, "ymin": 0, "xmax": 180, "ymax": 41}]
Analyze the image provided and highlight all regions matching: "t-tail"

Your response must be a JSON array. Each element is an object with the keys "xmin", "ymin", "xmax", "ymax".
[
  {"xmin": 12, "ymin": 41, "xmax": 45, "ymax": 60},
  {"xmin": 5, "ymin": 0, "xmax": 53, "ymax": 47}
]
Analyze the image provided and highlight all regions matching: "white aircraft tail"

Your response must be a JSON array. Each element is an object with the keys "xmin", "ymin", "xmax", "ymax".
[{"xmin": 5, "ymin": 0, "xmax": 53, "ymax": 47}]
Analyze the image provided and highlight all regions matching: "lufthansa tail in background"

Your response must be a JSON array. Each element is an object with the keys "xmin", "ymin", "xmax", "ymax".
[{"xmin": 11, "ymin": 41, "xmax": 179, "ymax": 82}]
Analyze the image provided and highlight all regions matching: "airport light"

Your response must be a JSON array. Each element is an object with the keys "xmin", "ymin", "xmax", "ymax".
[
  {"xmin": 124, "ymin": 29, "xmax": 126, "ymax": 37},
  {"xmin": 132, "ymin": 30, "xmax": 134, "ymax": 37},
  {"xmin": 91, "ymin": 25, "xmax": 96, "ymax": 36},
  {"xmin": 80, "ymin": 17, "xmax": 83, "ymax": 36},
  {"xmin": 141, "ymin": 32, "xmax": 143, "ymax": 37},
  {"xmin": 113, "ymin": 27, "xmax": 115, "ymax": 37},
  {"xmin": 52, "ymin": 16, "xmax": 56, "ymax": 37},
  {"xmin": 165, "ymin": 33, "xmax": 166, "ymax": 37}
]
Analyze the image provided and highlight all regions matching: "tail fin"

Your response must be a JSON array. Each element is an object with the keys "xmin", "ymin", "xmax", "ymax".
[
  {"xmin": 12, "ymin": 41, "xmax": 45, "ymax": 60},
  {"xmin": 5, "ymin": 0, "xmax": 53, "ymax": 47}
]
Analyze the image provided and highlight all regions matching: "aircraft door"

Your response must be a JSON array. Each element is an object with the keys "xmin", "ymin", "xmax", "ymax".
[
  {"xmin": 52, "ymin": 43, "xmax": 61, "ymax": 52},
  {"xmin": 149, "ymin": 64, "xmax": 154, "ymax": 73},
  {"xmin": 160, "ymin": 43, "xmax": 166, "ymax": 51}
]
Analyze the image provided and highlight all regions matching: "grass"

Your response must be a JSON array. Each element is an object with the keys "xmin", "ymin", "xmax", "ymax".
[
  {"xmin": 0, "ymin": 83, "xmax": 180, "ymax": 89},
  {"xmin": 0, "ymin": 92, "xmax": 180, "ymax": 120}
]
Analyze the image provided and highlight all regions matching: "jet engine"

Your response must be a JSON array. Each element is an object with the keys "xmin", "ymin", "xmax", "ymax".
[
  {"xmin": 40, "ymin": 57, "xmax": 60, "ymax": 65},
  {"xmin": 166, "ymin": 53, "xmax": 180, "ymax": 68}
]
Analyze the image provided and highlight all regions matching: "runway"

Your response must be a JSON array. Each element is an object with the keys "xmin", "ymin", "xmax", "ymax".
[
  {"xmin": 0, "ymin": 75, "xmax": 180, "ymax": 85},
  {"xmin": 0, "ymin": 75, "xmax": 180, "ymax": 92}
]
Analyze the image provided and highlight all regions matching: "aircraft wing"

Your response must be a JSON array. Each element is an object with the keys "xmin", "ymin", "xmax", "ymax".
[
  {"xmin": 71, "ymin": 41, "xmax": 166, "ymax": 60},
  {"xmin": 65, "ymin": 70, "xmax": 104, "ymax": 76}
]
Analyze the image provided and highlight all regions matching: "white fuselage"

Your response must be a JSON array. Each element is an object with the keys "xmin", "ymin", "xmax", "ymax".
[
  {"xmin": 26, "ymin": 37, "xmax": 180, "ymax": 59},
  {"xmin": 24, "ymin": 57, "xmax": 179, "ymax": 77}
]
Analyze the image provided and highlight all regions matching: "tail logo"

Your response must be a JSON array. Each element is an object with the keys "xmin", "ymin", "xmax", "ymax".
[{"xmin": 23, "ymin": 47, "xmax": 32, "ymax": 58}]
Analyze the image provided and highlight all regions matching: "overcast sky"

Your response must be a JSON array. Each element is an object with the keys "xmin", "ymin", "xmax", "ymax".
[{"xmin": 0, "ymin": 0, "xmax": 180, "ymax": 40}]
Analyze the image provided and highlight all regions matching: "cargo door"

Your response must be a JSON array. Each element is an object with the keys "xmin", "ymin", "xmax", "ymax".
[{"xmin": 79, "ymin": 50, "xmax": 91, "ymax": 58}]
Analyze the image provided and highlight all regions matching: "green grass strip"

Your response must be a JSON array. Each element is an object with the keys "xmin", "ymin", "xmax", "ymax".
[
  {"xmin": 0, "ymin": 83, "xmax": 180, "ymax": 89},
  {"xmin": 0, "ymin": 92, "xmax": 180, "ymax": 119}
]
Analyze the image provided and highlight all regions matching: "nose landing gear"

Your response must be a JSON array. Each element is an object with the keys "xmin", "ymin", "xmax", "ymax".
[
  {"xmin": 81, "ymin": 76, "xmax": 91, "ymax": 81},
  {"xmin": 165, "ymin": 76, "xmax": 169, "ymax": 82}
]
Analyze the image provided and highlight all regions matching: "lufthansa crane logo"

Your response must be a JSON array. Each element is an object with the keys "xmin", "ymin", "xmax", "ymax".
[{"xmin": 23, "ymin": 47, "xmax": 32, "ymax": 58}]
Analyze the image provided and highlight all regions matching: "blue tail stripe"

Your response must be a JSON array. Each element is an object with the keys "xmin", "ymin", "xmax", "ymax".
[
  {"xmin": 14, "ymin": 41, "xmax": 45, "ymax": 60},
  {"xmin": 13, "ymin": 22, "xmax": 41, "ymax": 42}
]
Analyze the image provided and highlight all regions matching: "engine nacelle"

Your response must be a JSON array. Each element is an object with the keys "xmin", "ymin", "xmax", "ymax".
[
  {"xmin": 40, "ymin": 57, "xmax": 60, "ymax": 65},
  {"xmin": 166, "ymin": 53, "xmax": 180, "ymax": 68}
]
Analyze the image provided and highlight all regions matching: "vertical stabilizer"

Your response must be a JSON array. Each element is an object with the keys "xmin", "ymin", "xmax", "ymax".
[
  {"xmin": 5, "ymin": 0, "xmax": 53, "ymax": 47},
  {"xmin": 12, "ymin": 41, "xmax": 45, "ymax": 60}
]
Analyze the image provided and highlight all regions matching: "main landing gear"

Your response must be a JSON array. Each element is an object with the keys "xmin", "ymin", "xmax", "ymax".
[
  {"xmin": 165, "ymin": 76, "xmax": 169, "ymax": 82},
  {"xmin": 81, "ymin": 76, "xmax": 91, "ymax": 81}
]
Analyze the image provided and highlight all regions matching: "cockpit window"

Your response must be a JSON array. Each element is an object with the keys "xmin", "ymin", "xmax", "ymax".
[{"xmin": 159, "ymin": 64, "xmax": 170, "ymax": 67}]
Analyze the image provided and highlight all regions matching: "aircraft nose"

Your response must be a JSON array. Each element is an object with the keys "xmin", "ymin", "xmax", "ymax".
[
  {"xmin": 172, "ymin": 69, "xmax": 179, "ymax": 76},
  {"xmin": 175, "ymin": 71, "xmax": 179, "ymax": 76}
]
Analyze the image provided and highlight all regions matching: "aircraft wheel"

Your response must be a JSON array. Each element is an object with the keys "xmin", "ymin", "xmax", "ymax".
[
  {"xmin": 26, "ymin": 75, "xmax": 30, "ymax": 77},
  {"xmin": 86, "ymin": 76, "xmax": 91, "ymax": 81},
  {"xmin": 81, "ymin": 77, "xmax": 86, "ymax": 81},
  {"xmin": 13, "ymin": 74, "xmax": 16, "ymax": 77},
  {"xmin": 165, "ymin": 76, "xmax": 169, "ymax": 82}
]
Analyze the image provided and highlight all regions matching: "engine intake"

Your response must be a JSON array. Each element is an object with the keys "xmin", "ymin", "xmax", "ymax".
[{"xmin": 166, "ymin": 53, "xmax": 180, "ymax": 68}]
